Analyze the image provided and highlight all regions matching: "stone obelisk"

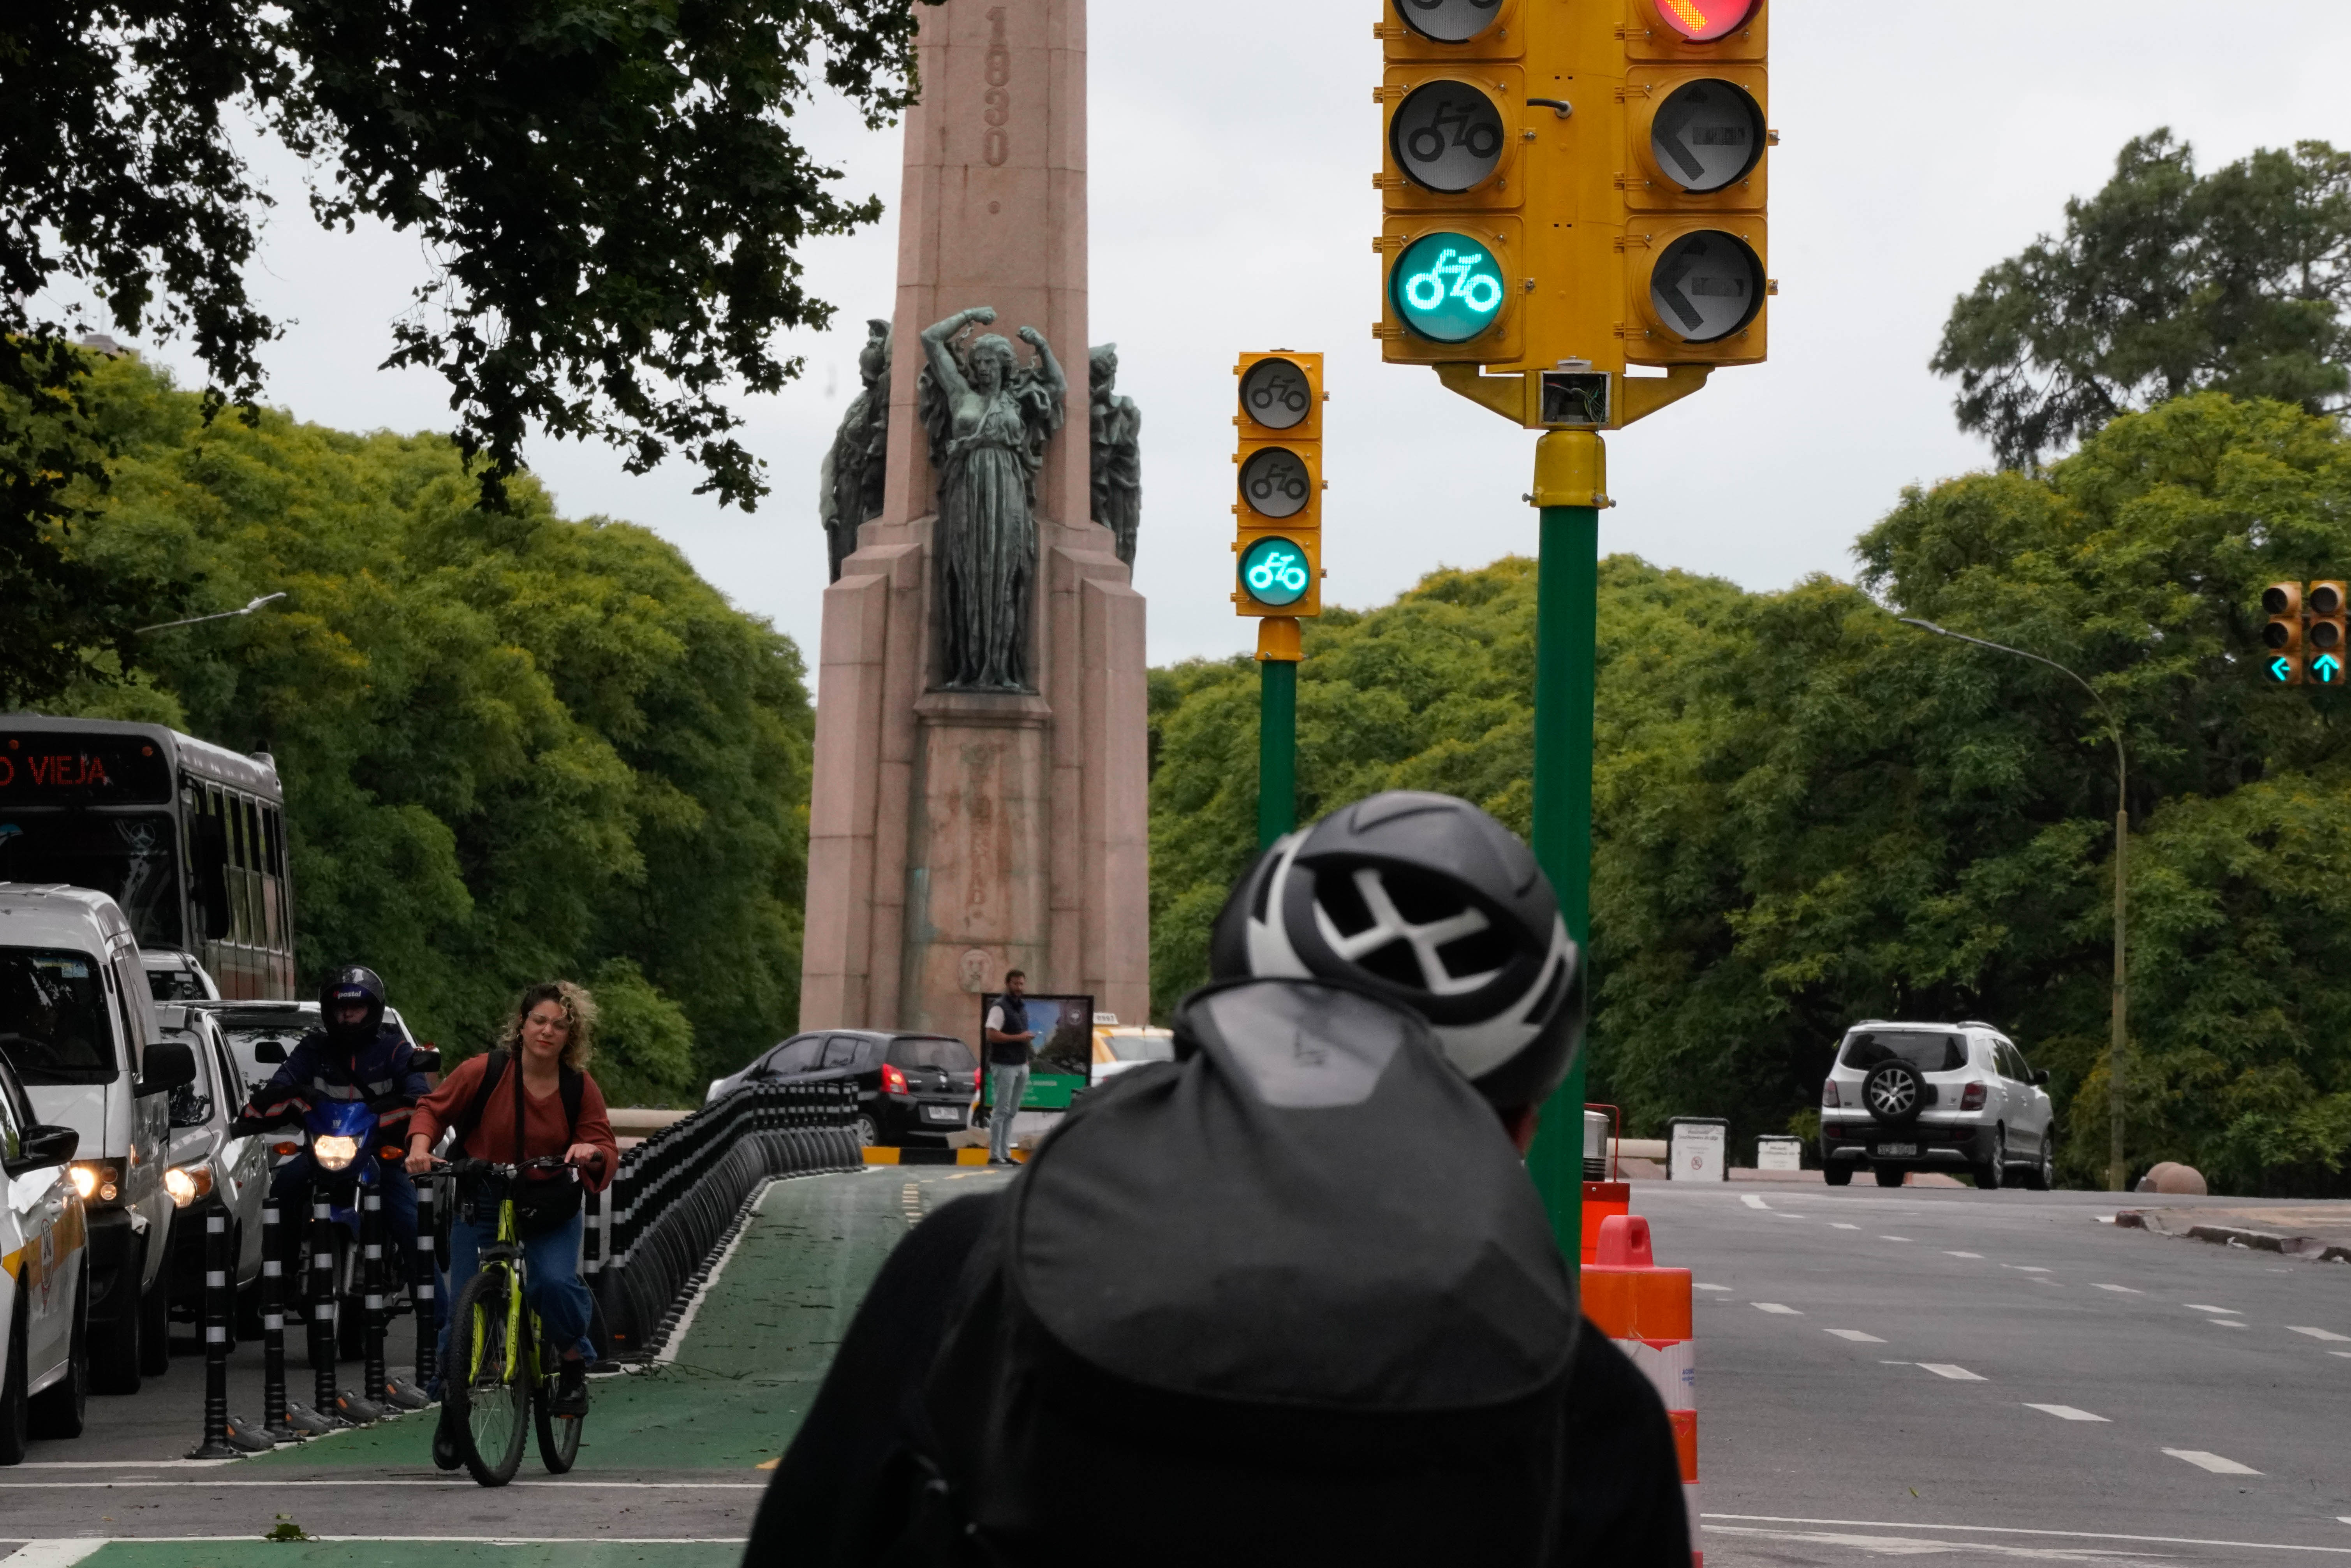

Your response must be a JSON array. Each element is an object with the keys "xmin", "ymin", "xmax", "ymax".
[{"xmin": 799, "ymin": 0, "xmax": 1149, "ymax": 1042}]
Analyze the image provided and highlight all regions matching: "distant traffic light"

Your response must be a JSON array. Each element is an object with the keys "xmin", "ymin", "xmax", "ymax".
[
  {"xmin": 1233, "ymin": 352, "xmax": 1325, "ymax": 619},
  {"xmin": 2309, "ymin": 581, "xmax": 2347, "ymax": 686},
  {"xmin": 2263, "ymin": 582, "xmax": 2304, "ymax": 684}
]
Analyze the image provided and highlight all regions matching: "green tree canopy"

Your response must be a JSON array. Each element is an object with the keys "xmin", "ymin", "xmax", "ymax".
[
  {"xmin": 1933, "ymin": 131, "xmax": 2351, "ymax": 469},
  {"xmin": 48, "ymin": 354, "xmax": 813, "ymax": 1102},
  {"xmin": 1150, "ymin": 394, "xmax": 2351, "ymax": 1195}
]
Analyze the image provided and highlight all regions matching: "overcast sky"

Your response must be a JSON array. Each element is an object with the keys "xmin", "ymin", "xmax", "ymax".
[{"xmin": 72, "ymin": 1, "xmax": 2351, "ymax": 673}]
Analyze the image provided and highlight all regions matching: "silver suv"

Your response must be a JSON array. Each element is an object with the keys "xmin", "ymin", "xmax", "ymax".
[{"xmin": 1818, "ymin": 1021, "xmax": 2055, "ymax": 1190}]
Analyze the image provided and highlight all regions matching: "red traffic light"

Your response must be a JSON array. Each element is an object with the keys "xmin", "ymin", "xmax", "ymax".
[{"xmin": 1653, "ymin": 0, "xmax": 1758, "ymax": 42}]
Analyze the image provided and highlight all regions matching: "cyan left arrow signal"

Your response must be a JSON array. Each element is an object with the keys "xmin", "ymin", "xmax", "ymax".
[{"xmin": 2270, "ymin": 655, "xmax": 2298, "ymax": 682}]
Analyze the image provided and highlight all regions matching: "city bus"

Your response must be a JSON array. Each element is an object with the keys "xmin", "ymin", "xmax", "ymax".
[{"xmin": 0, "ymin": 715, "xmax": 297, "ymax": 998}]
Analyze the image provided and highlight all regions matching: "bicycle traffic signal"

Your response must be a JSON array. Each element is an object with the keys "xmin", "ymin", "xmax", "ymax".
[
  {"xmin": 2258, "ymin": 581, "xmax": 2351, "ymax": 686},
  {"xmin": 1377, "ymin": 0, "xmax": 1772, "ymax": 430},
  {"xmin": 1233, "ymin": 352, "xmax": 1326, "ymax": 619}
]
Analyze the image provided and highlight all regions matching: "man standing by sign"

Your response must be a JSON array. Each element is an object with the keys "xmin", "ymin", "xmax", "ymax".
[{"xmin": 983, "ymin": 970, "xmax": 1035, "ymax": 1165}]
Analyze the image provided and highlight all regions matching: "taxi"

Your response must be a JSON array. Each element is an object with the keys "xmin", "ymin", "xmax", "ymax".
[
  {"xmin": 1090, "ymin": 1022, "xmax": 1175, "ymax": 1087},
  {"xmin": 1, "ymin": 1041, "xmax": 90, "ymax": 1461}
]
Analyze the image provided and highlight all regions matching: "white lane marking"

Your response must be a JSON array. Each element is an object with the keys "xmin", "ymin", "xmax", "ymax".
[
  {"xmin": 2291, "ymin": 1326, "xmax": 2351, "ymax": 1342},
  {"xmin": 1830, "ymin": 1222, "xmax": 1860, "ymax": 1230},
  {"xmin": 2004, "ymin": 1265, "xmax": 2052, "ymax": 1273},
  {"xmin": 2330, "ymin": 1351, "xmax": 2351, "ymax": 1359},
  {"xmin": 658, "ymin": 1174, "xmax": 777, "ymax": 1364},
  {"xmin": 1704, "ymin": 1514, "xmax": 2351, "ymax": 1554},
  {"xmin": 1741, "ymin": 1194, "xmax": 1770, "ymax": 1209},
  {"xmin": 1946, "ymin": 1250, "xmax": 1984, "ymax": 1258},
  {"xmin": 1702, "ymin": 1524, "xmax": 2160, "ymax": 1560},
  {"xmin": 4, "ymin": 1541, "xmax": 749, "ymax": 1550},
  {"xmin": 7, "ymin": 1461, "xmax": 241, "ymax": 1469},
  {"xmin": 1694, "ymin": 1283, "xmax": 1733, "ymax": 1292},
  {"xmin": 4, "ymin": 1545, "xmax": 109, "ymax": 1568},
  {"xmin": 2165, "ymin": 1448, "xmax": 2261, "ymax": 1476},
  {"xmin": 1918, "ymin": 1362, "xmax": 1985, "ymax": 1381},
  {"xmin": 1826, "ymin": 1329, "xmax": 1885, "ymax": 1342},
  {"xmin": 2025, "ymin": 1404, "xmax": 2110, "ymax": 1422},
  {"xmin": 2184, "ymin": 1304, "xmax": 2240, "ymax": 1315},
  {"xmin": 0, "ymin": 1480, "xmax": 768, "ymax": 1489},
  {"xmin": 2092, "ymin": 1283, "xmax": 2141, "ymax": 1293},
  {"xmin": 1753, "ymin": 1302, "xmax": 1802, "ymax": 1315},
  {"xmin": 2212, "ymin": 1321, "xmax": 2250, "ymax": 1330},
  {"xmin": 1879, "ymin": 1235, "xmax": 1913, "ymax": 1242}
]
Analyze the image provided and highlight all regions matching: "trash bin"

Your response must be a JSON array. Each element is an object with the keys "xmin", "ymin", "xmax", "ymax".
[
  {"xmin": 1668, "ymin": 1117, "xmax": 1728, "ymax": 1181},
  {"xmin": 1583, "ymin": 1110, "xmax": 1610, "ymax": 1182},
  {"xmin": 1756, "ymin": 1135, "xmax": 1803, "ymax": 1172}
]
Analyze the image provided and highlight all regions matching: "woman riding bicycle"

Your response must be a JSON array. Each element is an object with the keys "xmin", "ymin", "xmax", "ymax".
[{"xmin": 406, "ymin": 980, "xmax": 618, "ymax": 1418}]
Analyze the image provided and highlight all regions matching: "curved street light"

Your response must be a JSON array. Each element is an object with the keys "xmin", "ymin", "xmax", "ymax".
[
  {"xmin": 134, "ymin": 591, "xmax": 286, "ymax": 635},
  {"xmin": 1897, "ymin": 617, "xmax": 2131, "ymax": 1193}
]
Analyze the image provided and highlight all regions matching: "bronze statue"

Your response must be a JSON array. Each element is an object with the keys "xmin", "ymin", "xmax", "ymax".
[
  {"xmin": 917, "ymin": 307, "xmax": 1066, "ymax": 691},
  {"xmin": 1089, "ymin": 343, "xmax": 1142, "ymax": 569},
  {"xmin": 817, "ymin": 319, "xmax": 893, "ymax": 583}
]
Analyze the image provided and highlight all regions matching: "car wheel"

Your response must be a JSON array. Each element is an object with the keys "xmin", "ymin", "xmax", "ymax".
[
  {"xmin": 0, "ymin": 1290, "xmax": 29, "ymax": 1465},
  {"xmin": 89, "ymin": 1239, "xmax": 143, "ymax": 1396},
  {"xmin": 1972, "ymin": 1128, "xmax": 2006, "ymax": 1191},
  {"xmin": 138, "ymin": 1266, "xmax": 171, "ymax": 1377},
  {"xmin": 2020, "ymin": 1140, "xmax": 2054, "ymax": 1192},
  {"xmin": 853, "ymin": 1114, "xmax": 879, "ymax": 1148},
  {"xmin": 1823, "ymin": 1163, "xmax": 1853, "ymax": 1187},
  {"xmin": 1872, "ymin": 1165, "xmax": 1906, "ymax": 1188},
  {"xmin": 1861, "ymin": 1062, "xmax": 1925, "ymax": 1128},
  {"xmin": 28, "ymin": 1266, "xmax": 88, "ymax": 1440}
]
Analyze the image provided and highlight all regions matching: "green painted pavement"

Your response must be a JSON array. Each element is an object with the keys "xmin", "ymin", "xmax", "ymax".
[{"xmin": 241, "ymin": 1167, "xmax": 1000, "ymax": 1473}]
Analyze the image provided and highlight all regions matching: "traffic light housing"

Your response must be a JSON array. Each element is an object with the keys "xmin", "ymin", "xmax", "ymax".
[
  {"xmin": 2264, "ymin": 582, "xmax": 2305, "ymax": 684},
  {"xmin": 1233, "ymin": 352, "xmax": 1325, "ymax": 619},
  {"xmin": 2309, "ymin": 581, "xmax": 2347, "ymax": 686},
  {"xmin": 1381, "ymin": 0, "xmax": 1771, "ymax": 428}
]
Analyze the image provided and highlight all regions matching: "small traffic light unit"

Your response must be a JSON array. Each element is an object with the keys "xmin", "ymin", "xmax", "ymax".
[
  {"xmin": 1233, "ymin": 351, "xmax": 1327, "ymax": 646},
  {"xmin": 1375, "ymin": 0, "xmax": 1771, "ymax": 431},
  {"xmin": 2265, "ymin": 581, "xmax": 2349, "ymax": 687}
]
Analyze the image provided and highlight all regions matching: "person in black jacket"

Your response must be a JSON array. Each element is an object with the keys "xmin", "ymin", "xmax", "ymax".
[{"xmin": 745, "ymin": 794, "xmax": 1691, "ymax": 1566}]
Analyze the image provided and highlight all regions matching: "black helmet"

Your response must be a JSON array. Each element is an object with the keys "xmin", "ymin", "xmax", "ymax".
[
  {"xmin": 1209, "ymin": 791, "xmax": 1583, "ymax": 1108},
  {"xmin": 319, "ymin": 966, "xmax": 386, "ymax": 1049}
]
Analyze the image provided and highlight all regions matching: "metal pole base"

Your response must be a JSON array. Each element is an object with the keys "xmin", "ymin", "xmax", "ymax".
[
  {"xmin": 383, "ymin": 1375, "xmax": 431, "ymax": 1411},
  {"xmin": 184, "ymin": 1438, "xmax": 243, "ymax": 1460},
  {"xmin": 333, "ymin": 1388, "xmax": 389, "ymax": 1425},
  {"xmin": 223, "ymin": 1415, "xmax": 278, "ymax": 1453},
  {"xmin": 281, "ymin": 1402, "xmax": 345, "ymax": 1434}
]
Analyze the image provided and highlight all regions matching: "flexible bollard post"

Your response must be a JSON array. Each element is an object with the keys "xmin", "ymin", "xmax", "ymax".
[
  {"xmin": 184, "ymin": 1212, "xmax": 240, "ymax": 1458},
  {"xmin": 307, "ymin": 1198, "xmax": 349, "ymax": 1424},
  {"xmin": 258, "ymin": 1203, "xmax": 297, "ymax": 1441},
  {"xmin": 1584, "ymin": 1214, "xmax": 1701, "ymax": 1567},
  {"xmin": 360, "ymin": 1187, "xmax": 390, "ymax": 1403},
  {"xmin": 411, "ymin": 1173, "xmax": 438, "ymax": 1394}
]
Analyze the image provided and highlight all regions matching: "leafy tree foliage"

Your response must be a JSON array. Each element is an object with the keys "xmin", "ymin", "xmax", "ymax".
[
  {"xmin": 1150, "ymin": 394, "xmax": 2351, "ymax": 1195},
  {"xmin": 1934, "ymin": 131, "xmax": 2351, "ymax": 469},
  {"xmin": 51, "ymin": 355, "xmax": 813, "ymax": 1102}
]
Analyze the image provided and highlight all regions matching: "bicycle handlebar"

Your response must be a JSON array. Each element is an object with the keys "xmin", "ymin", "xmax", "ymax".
[{"xmin": 431, "ymin": 1155, "xmax": 574, "ymax": 1181}]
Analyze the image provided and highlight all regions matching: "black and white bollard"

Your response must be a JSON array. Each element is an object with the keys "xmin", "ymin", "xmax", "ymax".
[
  {"xmin": 184, "ymin": 1212, "xmax": 240, "ymax": 1458},
  {"xmin": 258, "ymin": 1203, "xmax": 297, "ymax": 1441},
  {"xmin": 361, "ymin": 1187, "xmax": 389, "ymax": 1404},
  {"xmin": 390, "ymin": 1174, "xmax": 437, "ymax": 1409},
  {"xmin": 306, "ymin": 1198, "xmax": 350, "ymax": 1425}
]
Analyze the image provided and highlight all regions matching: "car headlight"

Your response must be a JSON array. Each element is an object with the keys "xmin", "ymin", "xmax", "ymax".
[
  {"xmin": 70, "ymin": 1161, "xmax": 122, "ymax": 1204},
  {"xmin": 312, "ymin": 1135, "xmax": 358, "ymax": 1171},
  {"xmin": 164, "ymin": 1166, "xmax": 214, "ymax": 1207}
]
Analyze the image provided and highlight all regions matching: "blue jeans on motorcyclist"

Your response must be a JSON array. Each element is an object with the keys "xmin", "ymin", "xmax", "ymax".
[{"xmin": 436, "ymin": 1208, "xmax": 595, "ymax": 1379}]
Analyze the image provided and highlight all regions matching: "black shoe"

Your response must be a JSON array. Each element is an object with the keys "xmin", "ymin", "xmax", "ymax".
[
  {"xmin": 431, "ymin": 1402, "xmax": 461, "ymax": 1471},
  {"xmin": 549, "ymin": 1359, "xmax": 588, "ymax": 1418}
]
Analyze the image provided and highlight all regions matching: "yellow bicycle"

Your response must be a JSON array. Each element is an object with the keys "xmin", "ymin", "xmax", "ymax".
[{"xmin": 439, "ymin": 1156, "xmax": 583, "ymax": 1485}]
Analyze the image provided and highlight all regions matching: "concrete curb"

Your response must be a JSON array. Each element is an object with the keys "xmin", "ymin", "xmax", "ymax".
[{"xmin": 2114, "ymin": 1209, "xmax": 2351, "ymax": 1263}]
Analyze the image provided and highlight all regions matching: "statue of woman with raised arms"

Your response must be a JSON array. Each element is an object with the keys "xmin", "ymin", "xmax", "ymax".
[{"xmin": 918, "ymin": 306, "xmax": 1067, "ymax": 691}]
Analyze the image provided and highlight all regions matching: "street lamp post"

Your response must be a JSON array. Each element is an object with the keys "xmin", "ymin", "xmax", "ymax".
[
  {"xmin": 1898, "ymin": 618, "xmax": 2131, "ymax": 1193},
  {"xmin": 134, "ymin": 591, "xmax": 286, "ymax": 635}
]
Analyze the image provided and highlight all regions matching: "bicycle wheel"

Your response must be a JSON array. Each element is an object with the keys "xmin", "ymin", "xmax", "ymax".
[
  {"xmin": 446, "ymin": 1266, "xmax": 529, "ymax": 1486},
  {"xmin": 533, "ymin": 1336, "xmax": 584, "ymax": 1475}
]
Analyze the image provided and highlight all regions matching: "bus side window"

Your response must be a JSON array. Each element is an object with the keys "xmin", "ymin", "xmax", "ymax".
[{"xmin": 193, "ymin": 787, "xmax": 231, "ymax": 942}]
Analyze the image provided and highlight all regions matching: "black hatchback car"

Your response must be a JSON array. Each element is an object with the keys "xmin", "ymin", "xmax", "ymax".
[{"xmin": 704, "ymin": 1029, "xmax": 978, "ymax": 1146}]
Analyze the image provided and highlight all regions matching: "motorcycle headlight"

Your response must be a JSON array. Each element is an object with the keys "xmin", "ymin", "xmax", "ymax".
[
  {"xmin": 312, "ymin": 1135, "xmax": 359, "ymax": 1171},
  {"xmin": 164, "ymin": 1166, "xmax": 214, "ymax": 1207},
  {"xmin": 70, "ymin": 1161, "xmax": 122, "ymax": 1204}
]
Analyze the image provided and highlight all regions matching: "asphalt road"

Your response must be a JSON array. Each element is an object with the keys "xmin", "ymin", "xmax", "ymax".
[{"xmin": 1648, "ymin": 1179, "xmax": 2351, "ymax": 1565}]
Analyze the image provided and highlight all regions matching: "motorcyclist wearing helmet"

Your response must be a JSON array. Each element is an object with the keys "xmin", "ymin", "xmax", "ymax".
[
  {"xmin": 745, "ymin": 792, "xmax": 1688, "ymax": 1566},
  {"xmin": 244, "ymin": 966, "xmax": 430, "ymax": 1269}
]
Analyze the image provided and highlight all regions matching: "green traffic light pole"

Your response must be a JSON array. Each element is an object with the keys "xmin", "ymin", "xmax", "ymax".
[
  {"xmin": 1523, "ymin": 431, "xmax": 1606, "ymax": 1258},
  {"xmin": 1898, "ymin": 618, "xmax": 2131, "ymax": 1193},
  {"xmin": 1257, "ymin": 616, "xmax": 1303, "ymax": 848}
]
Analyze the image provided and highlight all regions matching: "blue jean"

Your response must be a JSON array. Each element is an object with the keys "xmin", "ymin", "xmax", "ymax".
[
  {"xmin": 988, "ymin": 1064, "xmax": 1029, "ymax": 1161},
  {"xmin": 436, "ymin": 1207, "xmax": 595, "ymax": 1375}
]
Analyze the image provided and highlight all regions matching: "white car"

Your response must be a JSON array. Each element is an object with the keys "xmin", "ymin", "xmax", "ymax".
[
  {"xmin": 0, "ymin": 884, "xmax": 195, "ymax": 1395},
  {"xmin": 1818, "ymin": 1020, "xmax": 2055, "ymax": 1190},
  {"xmin": 0, "ymin": 1044, "xmax": 89, "ymax": 1460},
  {"xmin": 155, "ymin": 1005, "xmax": 269, "ymax": 1327},
  {"xmin": 141, "ymin": 949, "xmax": 221, "ymax": 1004}
]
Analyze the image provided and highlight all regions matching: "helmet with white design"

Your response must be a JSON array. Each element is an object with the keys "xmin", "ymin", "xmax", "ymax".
[{"xmin": 1208, "ymin": 791, "xmax": 1583, "ymax": 1109}]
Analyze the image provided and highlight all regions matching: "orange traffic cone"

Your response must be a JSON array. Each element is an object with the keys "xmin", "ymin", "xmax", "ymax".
[{"xmin": 1584, "ymin": 1213, "xmax": 1700, "ymax": 1566}]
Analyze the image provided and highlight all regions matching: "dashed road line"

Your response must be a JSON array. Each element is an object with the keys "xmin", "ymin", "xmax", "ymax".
[
  {"xmin": 1945, "ymin": 1250, "xmax": 1983, "ymax": 1258},
  {"xmin": 2092, "ymin": 1283, "xmax": 2141, "ymax": 1293},
  {"xmin": 2212, "ymin": 1320, "xmax": 2250, "ymax": 1330},
  {"xmin": 1879, "ymin": 1235, "xmax": 1912, "ymax": 1242},
  {"xmin": 1703, "ymin": 1514, "xmax": 2346, "ymax": 1554},
  {"xmin": 1917, "ymin": 1363, "xmax": 1985, "ymax": 1381},
  {"xmin": 2290, "ymin": 1326, "xmax": 2351, "ymax": 1342},
  {"xmin": 1694, "ymin": 1283, "xmax": 1732, "ymax": 1292},
  {"xmin": 1829, "ymin": 1222, "xmax": 1860, "ymax": 1230},
  {"xmin": 2003, "ymin": 1265, "xmax": 2052, "ymax": 1273},
  {"xmin": 2165, "ymin": 1448, "xmax": 2261, "ymax": 1476},
  {"xmin": 1740, "ymin": 1195, "xmax": 1771, "ymax": 1210},
  {"xmin": 2184, "ymin": 1303, "xmax": 2241, "ymax": 1315},
  {"xmin": 1753, "ymin": 1302, "xmax": 1802, "ymax": 1315},
  {"xmin": 1825, "ymin": 1329, "xmax": 1884, "ymax": 1343},
  {"xmin": 2024, "ymin": 1403, "xmax": 2109, "ymax": 1422}
]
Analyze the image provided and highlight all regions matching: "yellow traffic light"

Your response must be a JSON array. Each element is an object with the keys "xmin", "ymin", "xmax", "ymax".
[
  {"xmin": 2263, "ymin": 582, "xmax": 2304, "ymax": 685},
  {"xmin": 2309, "ymin": 581, "xmax": 2347, "ymax": 686},
  {"xmin": 1233, "ymin": 352, "xmax": 1325, "ymax": 619}
]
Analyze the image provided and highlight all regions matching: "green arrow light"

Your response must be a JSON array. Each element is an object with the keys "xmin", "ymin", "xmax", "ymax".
[
  {"xmin": 2271, "ymin": 656, "xmax": 2296, "ymax": 682},
  {"xmin": 2318, "ymin": 653, "xmax": 2344, "ymax": 683}
]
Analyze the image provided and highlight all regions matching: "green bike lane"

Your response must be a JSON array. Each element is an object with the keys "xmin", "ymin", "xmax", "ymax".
[{"xmin": 1, "ymin": 1166, "xmax": 1012, "ymax": 1566}]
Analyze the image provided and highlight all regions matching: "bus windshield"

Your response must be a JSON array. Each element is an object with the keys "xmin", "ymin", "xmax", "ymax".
[
  {"xmin": 0, "ymin": 812, "xmax": 183, "ymax": 950},
  {"xmin": 0, "ymin": 947, "xmax": 119, "ymax": 1086}
]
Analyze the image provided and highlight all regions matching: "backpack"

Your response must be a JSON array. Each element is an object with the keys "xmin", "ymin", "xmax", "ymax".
[
  {"xmin": 901, "ymin": 977, "xmax": 1580, "ymax": 1566},
  {"xmin": 453, "ymin": 1049, "xmax": 585, "ymax": 1236}
]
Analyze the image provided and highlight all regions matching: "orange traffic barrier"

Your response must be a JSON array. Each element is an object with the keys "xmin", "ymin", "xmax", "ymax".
[
  {"xmin": 1579, "ymin": 1179, "xmax": 1629, "ymax": 1265},
  {"xmin": 1584, "ymin": 1213, "xmax": 1700, "ymax": 1567}
]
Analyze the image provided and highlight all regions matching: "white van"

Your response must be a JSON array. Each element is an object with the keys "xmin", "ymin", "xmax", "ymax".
[{"xmin": 0, "ymin": 884, "xmax": 196, "ymax": 1394}]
